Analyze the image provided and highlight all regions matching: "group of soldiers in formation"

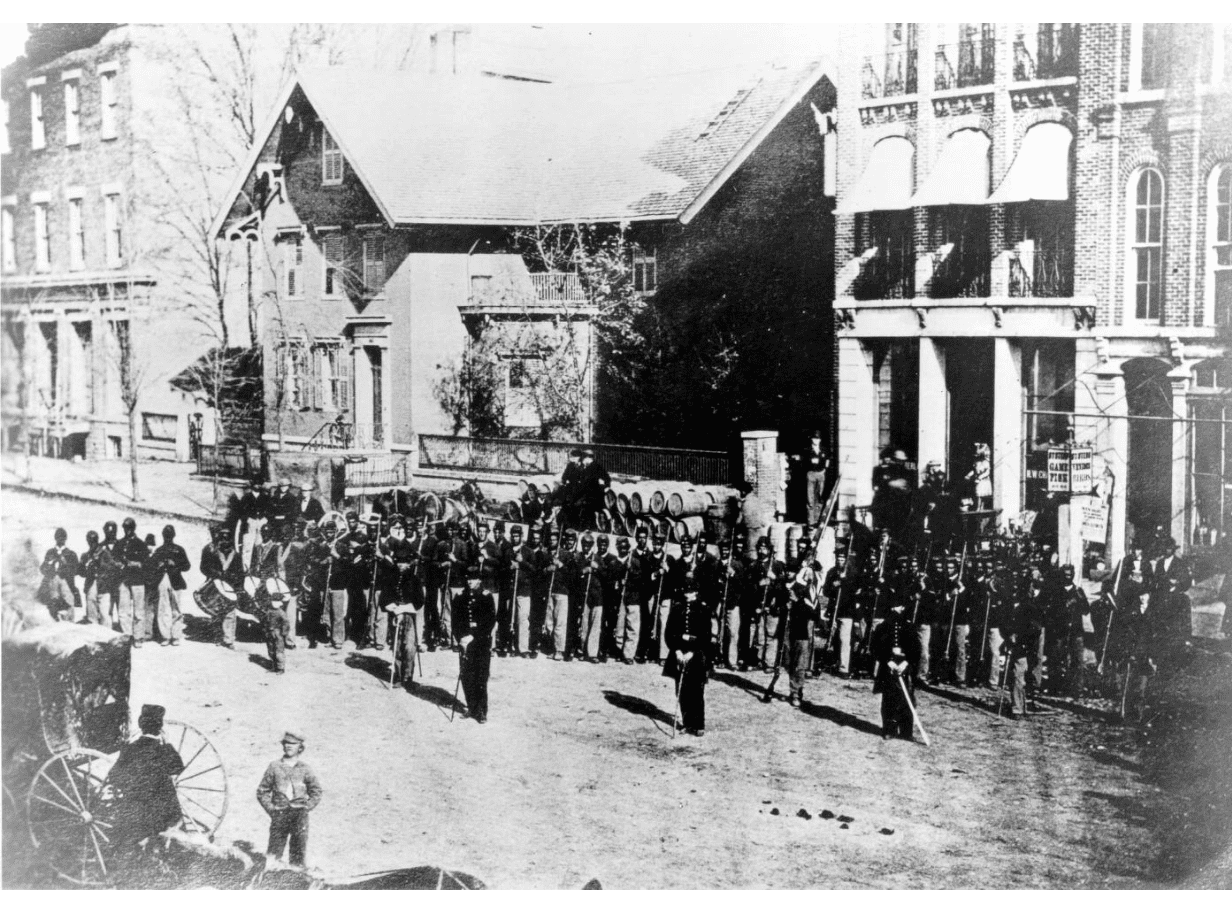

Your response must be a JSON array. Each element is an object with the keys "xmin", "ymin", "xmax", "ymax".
[{"xmin": 39, "ymin": 474, "xmax": 1198, "ymax": 738}]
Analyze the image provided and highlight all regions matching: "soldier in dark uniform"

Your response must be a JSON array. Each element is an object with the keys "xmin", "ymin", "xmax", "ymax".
[
  {"xmin": 782, "ymin": 581, "xmax": 819, "ymax": 708},
  {"xmin": 1048, "ymin": 564, "xmax": 1091, "ymax": 696},
  {"xmin": 631, "ymin": 528, "xmax": 656, "ymax": 662},
  {"xmin": 201, "ymin": 526, "xmax": 247, "ymax": 648},
  {"xmin": 578, "ymin": 450, "xmax": 612, "ymax": 526},
  {"xmin": 300, "ymin": 522, "xmax": 329, "ymax": 648},
  {"xmin": 575, "ymin": 533, "xmax": 605, "ymax": 661},
  {"xmin": 1151, "ymin": 538, "xmax": 1193, "ymax": 662},
  {"xmin": 821, "ymin": 544, "xmax": 854, "ymax": 674},
  {"xmin": 664, "ymin": 579, "xmax": 712, "ymax": 736},
  {"xmin": 115, "ymin": 518, "xmax": 152, "ymax": 646},
  {"xmin": 80, "ymin": 529, "xmax": 114, "ymax": 626},
  {"xmin": 490, "ymin": 522, "xmax": 515, "ymax": 655},
  {"xmin": 871, "ymin": 602, "xmax": 921, "ymax": 739},
  {"xmin": 745, "ymin": 537, "xmax": 783, "ymax": 671},
  {"xmin": 598, "ymin": 534, "xmax": 626, "ymax": 661},
  {"xmin": 148, "ymin": 525, "xmax": 191, "ymax": 646},
  {"xmin": 39, "ymin": 527, "xmax": 80, "ymax": 621},
  {"xmin": 545, "ymin": 529, "xmax": 576, "ymax": 659},
  {"xmin": 110, "ymin": 704, "xmax": 184, "ymax": 848},
  {"xmin": 452, "ymin": 563, "xmax": 497, "ymax": 723},
  {"xmin": 506, "ymin": 525, "xmax": 537, "ymax": 657},
  {"xmin": 337, "ymin": 511, "xmax": 374, "ymax": 648},
  {"xmin": 713, "ymin": 536, "xmax": 744, "ymax": 670},
  {"xmin": 611, "ymin": 537, "xmax": 640, "ymax": 663}
]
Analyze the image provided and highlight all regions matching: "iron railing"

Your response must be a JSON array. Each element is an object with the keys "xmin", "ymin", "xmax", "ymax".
[
  {"xmin": 299, "ymin": 420, "xmax": 387, "ymax": 451},
  {"xmin": 935, "ymin": 39, "xmax": 995, "ymax": 90},
  {"xmin": 1013, "ymin": 25, "xmax": 1078, "ymax": 81},
  {"xmin": 928, "ymin": 246, "xmax": 991, "ymax": 298},
  {"xmin": 344, "ymin": 453, "xmax": 412, "ymax": 490},
  {"xmin": 853, "ymin": 251, "xmax": 915, "ymax": 300},
  {"xmin": 530, "ymin": 272, "xmax": 587, "ymax": 303},
  {"xmin": 861, "ymin": 50, "xmax": 918, "ymax": 98},
  {"xmin": 1009, "ymin": 247, "xmax": 1074, "ymax": 298},
  {"xmin": 196, "ymin": 443, "xmax": 263, "ymax": 481},
  {"xmin": 418, "ymin": 434, "xmax": 735, "ymax": 485}
]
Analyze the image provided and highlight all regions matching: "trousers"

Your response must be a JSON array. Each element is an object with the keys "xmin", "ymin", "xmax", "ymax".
[
  {"xmin": 547, "ymin": 592, "xmax": 570, "ymax": 655},
  {"xmin": 117, "ymin": 583, "xmax": 149, "ymax": 641},
  {"xmin": 267, "ymin": 808, "xmax": 309, "ymax": 866},
  {"xmin": 326, "ymin": 589, "xmax": 348, "ymax": 648},
  {"xmin": 581, "ymin": 596, "xmax": 603, "ymax": 658},
  {"xmin": 512, "ymin": 593, "xmax": 532, "ymax": 654},
  {"xmin": 154, "ymin": 582, "xmax": 183, "ymax": 643},
  {"xmin": 616, "ymin": 598, "xmax": 640, "ymax": 661},
  {"xmin": 915, "ymin": 624, "xmax": 933, "ymax": 682}
]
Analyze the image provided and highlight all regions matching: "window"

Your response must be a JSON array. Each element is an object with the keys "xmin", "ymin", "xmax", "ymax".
[
  {"xmin": 2, "ymin": 207, "xmax": 14, "ymax": 273},
  {"xmin": 279, "ymin": 339, "xmax": 310, "ymax": 409},
  {"xmin": 504, "ymin": 355, "xmax": 541, "ymax": 428},
  {"xmin": 322, "ymin": 128, "xmax": 343, "ymax": 184},
  {"xmin": 1137, "ymin": 24, "xmax": 1168, "ymax": 91},
  {"xmin": 99, "ymin": 70, "xmax": 118, "ymax": 139},
  {"xmin": 1190, "ymin": 359, "xmax": 1232, "ymax": 544},
  {"xmin": 283, "ymin": 236, "xmax": 303, "ymax": 297},
  {"xmin": 322, "ymin": 234, "xmax": 344, "ymax": 295},
  {"xmin": 633, "ymin": 247, "xmax": 657, "ymax": 294},
  {"xmin": 1130, "ymin": 169, "xmax": 1165, "ymax": 321},
  {"xmin": 362, "ymin": 236, "xmax": 384, "ymax": 290},
  {"xmin": 63, "ymin": 79, "xmax": 80, "ymax": 145},
  {"xmin": 33, "ymin": 202, "xmax": 50, "ymax": 271},
  {"xmin": 141, "ymin": 413, "xmax": 177, "ymax": 442},
  {"xmin": 1210, "ymin": 165, "xmax": 1232, "ymax": 326},
  {"xmin": 68, "ymin": 197, "xmax": 85, "ymax": 269},
  {"xmin": 313, "ymin": 341, "xmax": 348, "ymax": 410},
  {"xmin": 103, "ymin": 193, "xmax": 123, "ymax": 266},
  {"xmin": 30, "ymin": 87, "xmax": 45, "ymax": 150}
]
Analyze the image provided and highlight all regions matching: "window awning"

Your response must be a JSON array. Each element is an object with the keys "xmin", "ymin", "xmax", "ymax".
[
  {"xmin": 910, "ymin": 129, "xmax": 991, "ymax": 207},
  {"xmin": 836, "ymin": 137, "xmax": 915, "ymax": 214},
  {"xmin": 988, "ymin": 123, "xmax": 1073, "ymax": 204}
]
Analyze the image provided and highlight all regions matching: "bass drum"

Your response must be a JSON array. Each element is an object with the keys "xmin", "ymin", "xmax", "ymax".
[{"xmin": 193, "ymin": 579, "xmax": 238, "ymax": 618}]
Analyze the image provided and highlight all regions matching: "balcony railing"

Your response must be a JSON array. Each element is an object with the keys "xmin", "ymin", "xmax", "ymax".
[
  {"xmin": 1013, "ymin": 25, "xmax": 1078, "ymax": 81},
  {"xmin": 928, "ymin": 245, "xmax": 991, "ymax": 298},
  {"xmin": 862, "ymin": 50, "xmax": 918, "ymax": 99},
  {"xmin": 935, "ymin": 40, "xmax": 995, "ymax": 91},
  {"xmin": 1009, "ymin": 247, "xmax": 1074, "ymax": 298},
  {"xmin": 299, "ymin": 419, "xmax": 388, "ymax": 451},
  {"xmin": 852, "ymin": 251, "xmax": 915, "ymax": 300},
  {"xmin": 530, "ymin": 272, "xmax": 586, "ymax": 303}
]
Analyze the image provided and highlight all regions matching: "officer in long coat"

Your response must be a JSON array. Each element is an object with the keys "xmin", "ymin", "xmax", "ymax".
[
  {"xmin": 664, "ymin": 579, "xmax": 712, "ymax": 736},
  {"xmin": 871, "ymin": 602, "xmax": 920, "ymax": 739},
  {"xmin": 452, "ymin": 564, "xmax": 497, "ymax": 723}
]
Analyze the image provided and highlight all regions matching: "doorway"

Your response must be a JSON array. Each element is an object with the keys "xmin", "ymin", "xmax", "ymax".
[
  {"xmin": 944, "ymin": 339, "xmax": 995, "ymax": 496},
  {"xmin": 1123, "ymin": 357, "xmax": 1174, "ymax": 546}
]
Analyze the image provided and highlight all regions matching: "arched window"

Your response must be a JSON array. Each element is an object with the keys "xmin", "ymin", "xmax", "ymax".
[
  {"xmin": 1209, "ymin": 164, "xmax": 1232, "ymax": 326},
  {"xmin": 1129, "ymin": 169, "xmax": 1165, "ymax": 322}
]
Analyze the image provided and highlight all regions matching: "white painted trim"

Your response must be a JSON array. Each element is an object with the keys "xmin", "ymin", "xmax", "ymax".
[
  {"xmin": 1, "ymin": 195, "xmax": 16, "ymax": 207},
  {"xmin": 65, "ymin": 186, "xmax": 85, "ymax": 199},
  {"xmin": 96, "ymin": 61, "xmax": 119, "ymax": 75},
  {"xmin": 1204, "ymin": 162, "xmax": 1232, "ymax": 328},
  {"xmin": 1122, "ymin": 165, "xmax": 1166, "ymax": 327},
  {"xmin": 25, "ymin": 76, "xmax": 46, "ymax": 88},
  {"xmin": 100, "ymin": 182, "xmax": 123, "ymax": 196},
  {"xmin": 60, "ymin": 69, "xmax": 82, "ymax": 82},
  {"xmin": 30, "ymin": 190, "xmax": 51, "ymax": 203}
]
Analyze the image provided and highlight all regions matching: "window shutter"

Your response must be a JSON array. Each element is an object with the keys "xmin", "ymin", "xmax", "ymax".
[{"xmin": 336, "ymin": 347, "xmax": 353, "ymax": 415}]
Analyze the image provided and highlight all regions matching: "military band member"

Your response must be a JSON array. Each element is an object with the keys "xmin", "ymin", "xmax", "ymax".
[
  {"xmin": 506, "ymin": 525, "xmax": 537, "ymax": 657},
  {"xmin": 665, "ymin": 579, "xmax": 712, "ymax": 736},
  {"xmin": 336, "ymin": 511, "xmax": 373, "ymax": 648},
  {"xmin": 116, "ymin": 518, "xmax": 152, "ymax": 646},
  {"xmin": 278, "ymin": 524, "xmax": 307, "ymax": 646},
  {"xmin": 322, "ymin": 520, "xmax": 352, "ymax": 649},
  {"xmin": 821, "ymin": 545, "xmax": 855, "ymax": 675},
  {"xmin": 597, "ymin": 534, "xmax": 625, "ymax": 661},
  {"xmin": 871, "ymin": 602, "xmax": 920, "ymax": 739},
  {"xmin": 300, "ymin": 522, "xmax": 329, "ymax": 648},
  {"xmin": 453, "ymin": 563, "xmax": 497, "ymax": 723},
  {"xmin": 612, "ymin": 537, "xmax": 641, "ymax": 664},
  {"xmin": 259, "ymin": 578, "xmax": 293, "ymax": 673},
  {"xmin": 80, "ymin": 529, "xmax": 115, "ymax": 626},
  {"xmin": 526, "ymin": 526, "xmax": 550, "ymax": 657},
  {"xmin": 436, "ymin": 521, "xmax": 470, "ymax": 649},
  {"xmin": 713, "ymin": 537, "xmax": 744, "ymax": 670},
  {"xmin": 1049, "ymin": 564, "xmax": 1091, "ymax": 696},
  {"xmin": 39, "ymin": 527, "xmax": 81, "ymax": 621},
  {"xmin": 745, "ymin": 537, "xmax": 783, "ymax": 672},
  {"xmin": 490, "ymin": 521, "xmax": 515, "ymax": 655},
  {"xmin": 632, "ymin": 528, "xmax": 659, "ymax": 663},
  {"xmin": 782, "ymin": 581, "xmax": 819, "ymax": 708},
  {"xmin": 201, "ymin": 527, "xmax": 246, "ymax": 649},
  {"xmin": 148, "ymin": 525, "xmax": 190, "ymax": 646}
]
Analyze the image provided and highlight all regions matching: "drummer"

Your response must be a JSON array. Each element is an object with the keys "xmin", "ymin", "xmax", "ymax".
[{"xmin": 200, "ymin": 526, "xmax": 246, "ymax": 650}]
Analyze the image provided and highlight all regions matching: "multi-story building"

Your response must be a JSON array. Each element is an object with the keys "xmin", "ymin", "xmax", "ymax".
[
  {"xmin": 1, "ymin": 25, "xmax": 227, "ymax": 462},
  {"xmin": 834, "ymin": 23, "xmax": 1231, "ymax": 566},
  {"xmin": 210, "ymin": 62, "xmax": 835, "ymax": 455}
]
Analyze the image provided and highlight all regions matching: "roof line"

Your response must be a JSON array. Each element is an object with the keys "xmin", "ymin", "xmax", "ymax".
[
  {"xmin": 677, "ymin": 63, "xmax": 830, "ymax": 227},
  {"xmin": 208, "ymin": 78, "xmax": 299, "ymax": 241},
  {"xmin": 306, "ymin": 76, "xmax": 397, "ymax": 229},
  {"xmin": 391, "ymin": 214, "xmax": 673, "ymax": 227}
]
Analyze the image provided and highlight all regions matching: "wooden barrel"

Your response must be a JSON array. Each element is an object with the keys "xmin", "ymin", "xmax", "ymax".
[
  {"xmin": 667, "ymin": 489, "xmax": 715, "ymax": 518},
  {"xmin": 629, "ymin": 491, "xmax": 645, "ymax": 515},
  {"xmin": 615, "ymin": 493, "xmax": 631, "ymax": 516},
  {"xmin": 656, "ymin": 517, "xmax": 673, "ymax": 541},
  {"xmin": 611, "ymin": 513, "xmax": 628, "ymax": 536},
  {"xmin": 596, "ymin": 510, "xmax": 612, "ymax": 533},
  {"xmin": 649, "ymin": 490, "xmax": 668, "ymax": 515},
  {"xmin": 604, "ymin": 490, "xmax": 618, "ymax": 511},
  {"xmin": 673, "ymin": 516, "xmax": 705, "ymax": 541}
]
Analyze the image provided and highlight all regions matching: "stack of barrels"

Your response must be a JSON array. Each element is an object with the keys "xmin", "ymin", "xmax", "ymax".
[{"xmin": 597, "ymin": 481, "xmax": 737, "ymax": 546}]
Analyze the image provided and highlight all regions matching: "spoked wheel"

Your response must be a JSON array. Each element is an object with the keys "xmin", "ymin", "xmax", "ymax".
[
  {"xmin": 26, "ymin": 748, "xmax": 117, "ymax": 886},
  {"xmin": 163, "ymin": 720, "xmax": 228, "ymax": 838}
]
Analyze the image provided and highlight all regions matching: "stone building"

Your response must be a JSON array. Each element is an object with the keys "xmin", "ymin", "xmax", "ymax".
[
  {"xmin": 1, "ymin": 25, "xmax": 222, "ymax": 462},
  {"xmin": 833, "ymin": 23, "xmax": 1232, "ymax": 566}
]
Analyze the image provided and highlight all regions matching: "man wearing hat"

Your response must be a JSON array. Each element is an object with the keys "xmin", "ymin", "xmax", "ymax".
[
  {"xmin": 201, "ymin": 526, "xmax": 246, "ymax": 649},
  {"xmin": 452, "ymin": 562, "xmax": 497, "ymax": 722},
  {"xmin": 559, "ymin": 449, "xmax": 586, "ymax": 527},
  {"xmin": 545, "ymin": 528, "xmax": 576, "ymax": 659},
  {"xmin": 258, "ymin": 731, "xmax": 323, "ymax": 867},
  {"xmin": 148, "ymin": 525, "xmax": 191, "ymax": 646},
  {"xmin": 1151, "ymin": 538, "xmax": 1193, "ymax": 661},
  {"xmin": 115, "ymin": 518, "xmax": 152, "ymax": 646},
  {"xmin": 578, "ymin": 450, "xmax": 611, "ymax": 526},
  {"xmin": 871, "ymin": 602, "xmax": 921, "ymax": 739},
  {"xmin": 576, "ymin": 533, "xmax": 605, "ymax": 661},
  {"xmin": 610, "ymin": 536, "xmax": 641, "ymax": 663},
  {"xmin": 664, "ymin": 578, "xmax": 711, "ymax": 736},
  {"xmin": 110, "ymin": 704, "xmax": 185, "ymax": 848},
  {"xmin": 39, "ymin": 527, "xmax": 81, "ymax": 621},
  {"xmin": 507, "ymin": 525, "xmax": 540, "ymax": 657}
]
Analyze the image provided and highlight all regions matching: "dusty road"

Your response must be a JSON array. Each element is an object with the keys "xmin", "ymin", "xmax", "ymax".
[{"xmin": 3, "ymin": 489, "xmax": 1229, "ymax": 888}]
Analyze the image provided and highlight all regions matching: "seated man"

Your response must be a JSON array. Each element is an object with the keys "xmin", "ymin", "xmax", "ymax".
[{"xmin": 109, "ymin": 704, "xmax": 185, "ymax": 849}]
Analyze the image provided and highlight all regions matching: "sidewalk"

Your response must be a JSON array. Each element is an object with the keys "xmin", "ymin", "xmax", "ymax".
[{"xmin": 1, "ymin": 454, "xmax": 226, "ymax": 523}]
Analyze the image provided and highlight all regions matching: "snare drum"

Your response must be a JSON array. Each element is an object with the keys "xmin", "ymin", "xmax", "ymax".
[{"xmin": 193, "ymin": 579, "xmax": 238, "ymax": 618}]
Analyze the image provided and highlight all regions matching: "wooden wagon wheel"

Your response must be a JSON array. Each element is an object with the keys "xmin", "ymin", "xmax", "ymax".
[
  {"xmin": 163, "ymin": 720, "xmax": 229, "ymax": 838},
  {"xmin": 26, "ymin": 748, "xmax": 117, "ymax": 886}
]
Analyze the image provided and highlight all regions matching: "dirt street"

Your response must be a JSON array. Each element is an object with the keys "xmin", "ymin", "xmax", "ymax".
[{"xmin": 3, "ymin": 489, "xmax": 1229, "ymax": 889}]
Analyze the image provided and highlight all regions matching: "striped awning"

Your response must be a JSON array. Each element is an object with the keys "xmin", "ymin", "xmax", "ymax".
[
  {"xmin": 911, "ymin": 129, "xmax": 991, "ymax": 207},
  {"xmin": 836, "ymin": 136, "xmax": 915, "ymax": 214},
  {"xmin": 989, "ymin": 123, "xmax": 1073, "ymax": 204}
]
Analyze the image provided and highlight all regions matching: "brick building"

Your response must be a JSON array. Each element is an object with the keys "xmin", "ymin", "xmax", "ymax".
[
  {"xmin": 1, "ymin": 25, "xmax": 224, "ymax": 462},
  {"xmin": 833, "ymin": 23, "xmax": 1232, "ymax": 567},
  {"xmin": 211, "ymin": 62, "xmax": 835, "ymax": 455}
]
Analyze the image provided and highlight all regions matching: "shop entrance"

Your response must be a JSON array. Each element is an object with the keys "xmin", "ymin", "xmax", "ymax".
[
  {"xmin": 1123, "ymin": 357, "xmax": 1174, "ymax": 547},
  {"xmin": 944, "ymin": 339, "xmax": 995, "ymax": 498}
]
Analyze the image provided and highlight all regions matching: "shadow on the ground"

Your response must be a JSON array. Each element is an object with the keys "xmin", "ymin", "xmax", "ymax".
[
  {"xmin": 344, "ymin": 652, "xmax": 392, "ymax": 684},
  {"xmin": 181, "ymin": 613, "xmax": 264, "ymax": 645},
  {"xmin": 247, "ymin": 653, "xmax": 276, "ymax": 673},
  {"xmin": 797, "ymin": 700, "xmax": 884, "ymax": 737},
  {"xmin": 710, "ymin": 669, "xmax": 772, "ymax": 700},
  {"xmin": 601, "ymin": 689, "xmax": 673, "ymax": 726},
  {"xmin": 405, "ymin": 680, "xmax": 467, "ymax": 717}
]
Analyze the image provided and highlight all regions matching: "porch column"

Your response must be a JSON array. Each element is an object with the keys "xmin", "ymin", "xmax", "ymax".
[
  {"xmin": 741, "ymin": 430, "xmax": 780, "ymax": 557},
  {"xmin": 917, "ymin": 337, "xmax": 947, "ymax": 483},
  {"xmin": 1079, "ymin": 355, "xmax": 1128, "ymax": 566},
  {"xmin": 837, "ymin": 337, "xmax": 876, "ymax": 521},
  {"xmin": 1169, "ymin": 374, "xmax": 1191, "ymax": 548},
  {"xmin": 991, "ymin": 337, "xmax": 1022, "ymax": 525}
]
